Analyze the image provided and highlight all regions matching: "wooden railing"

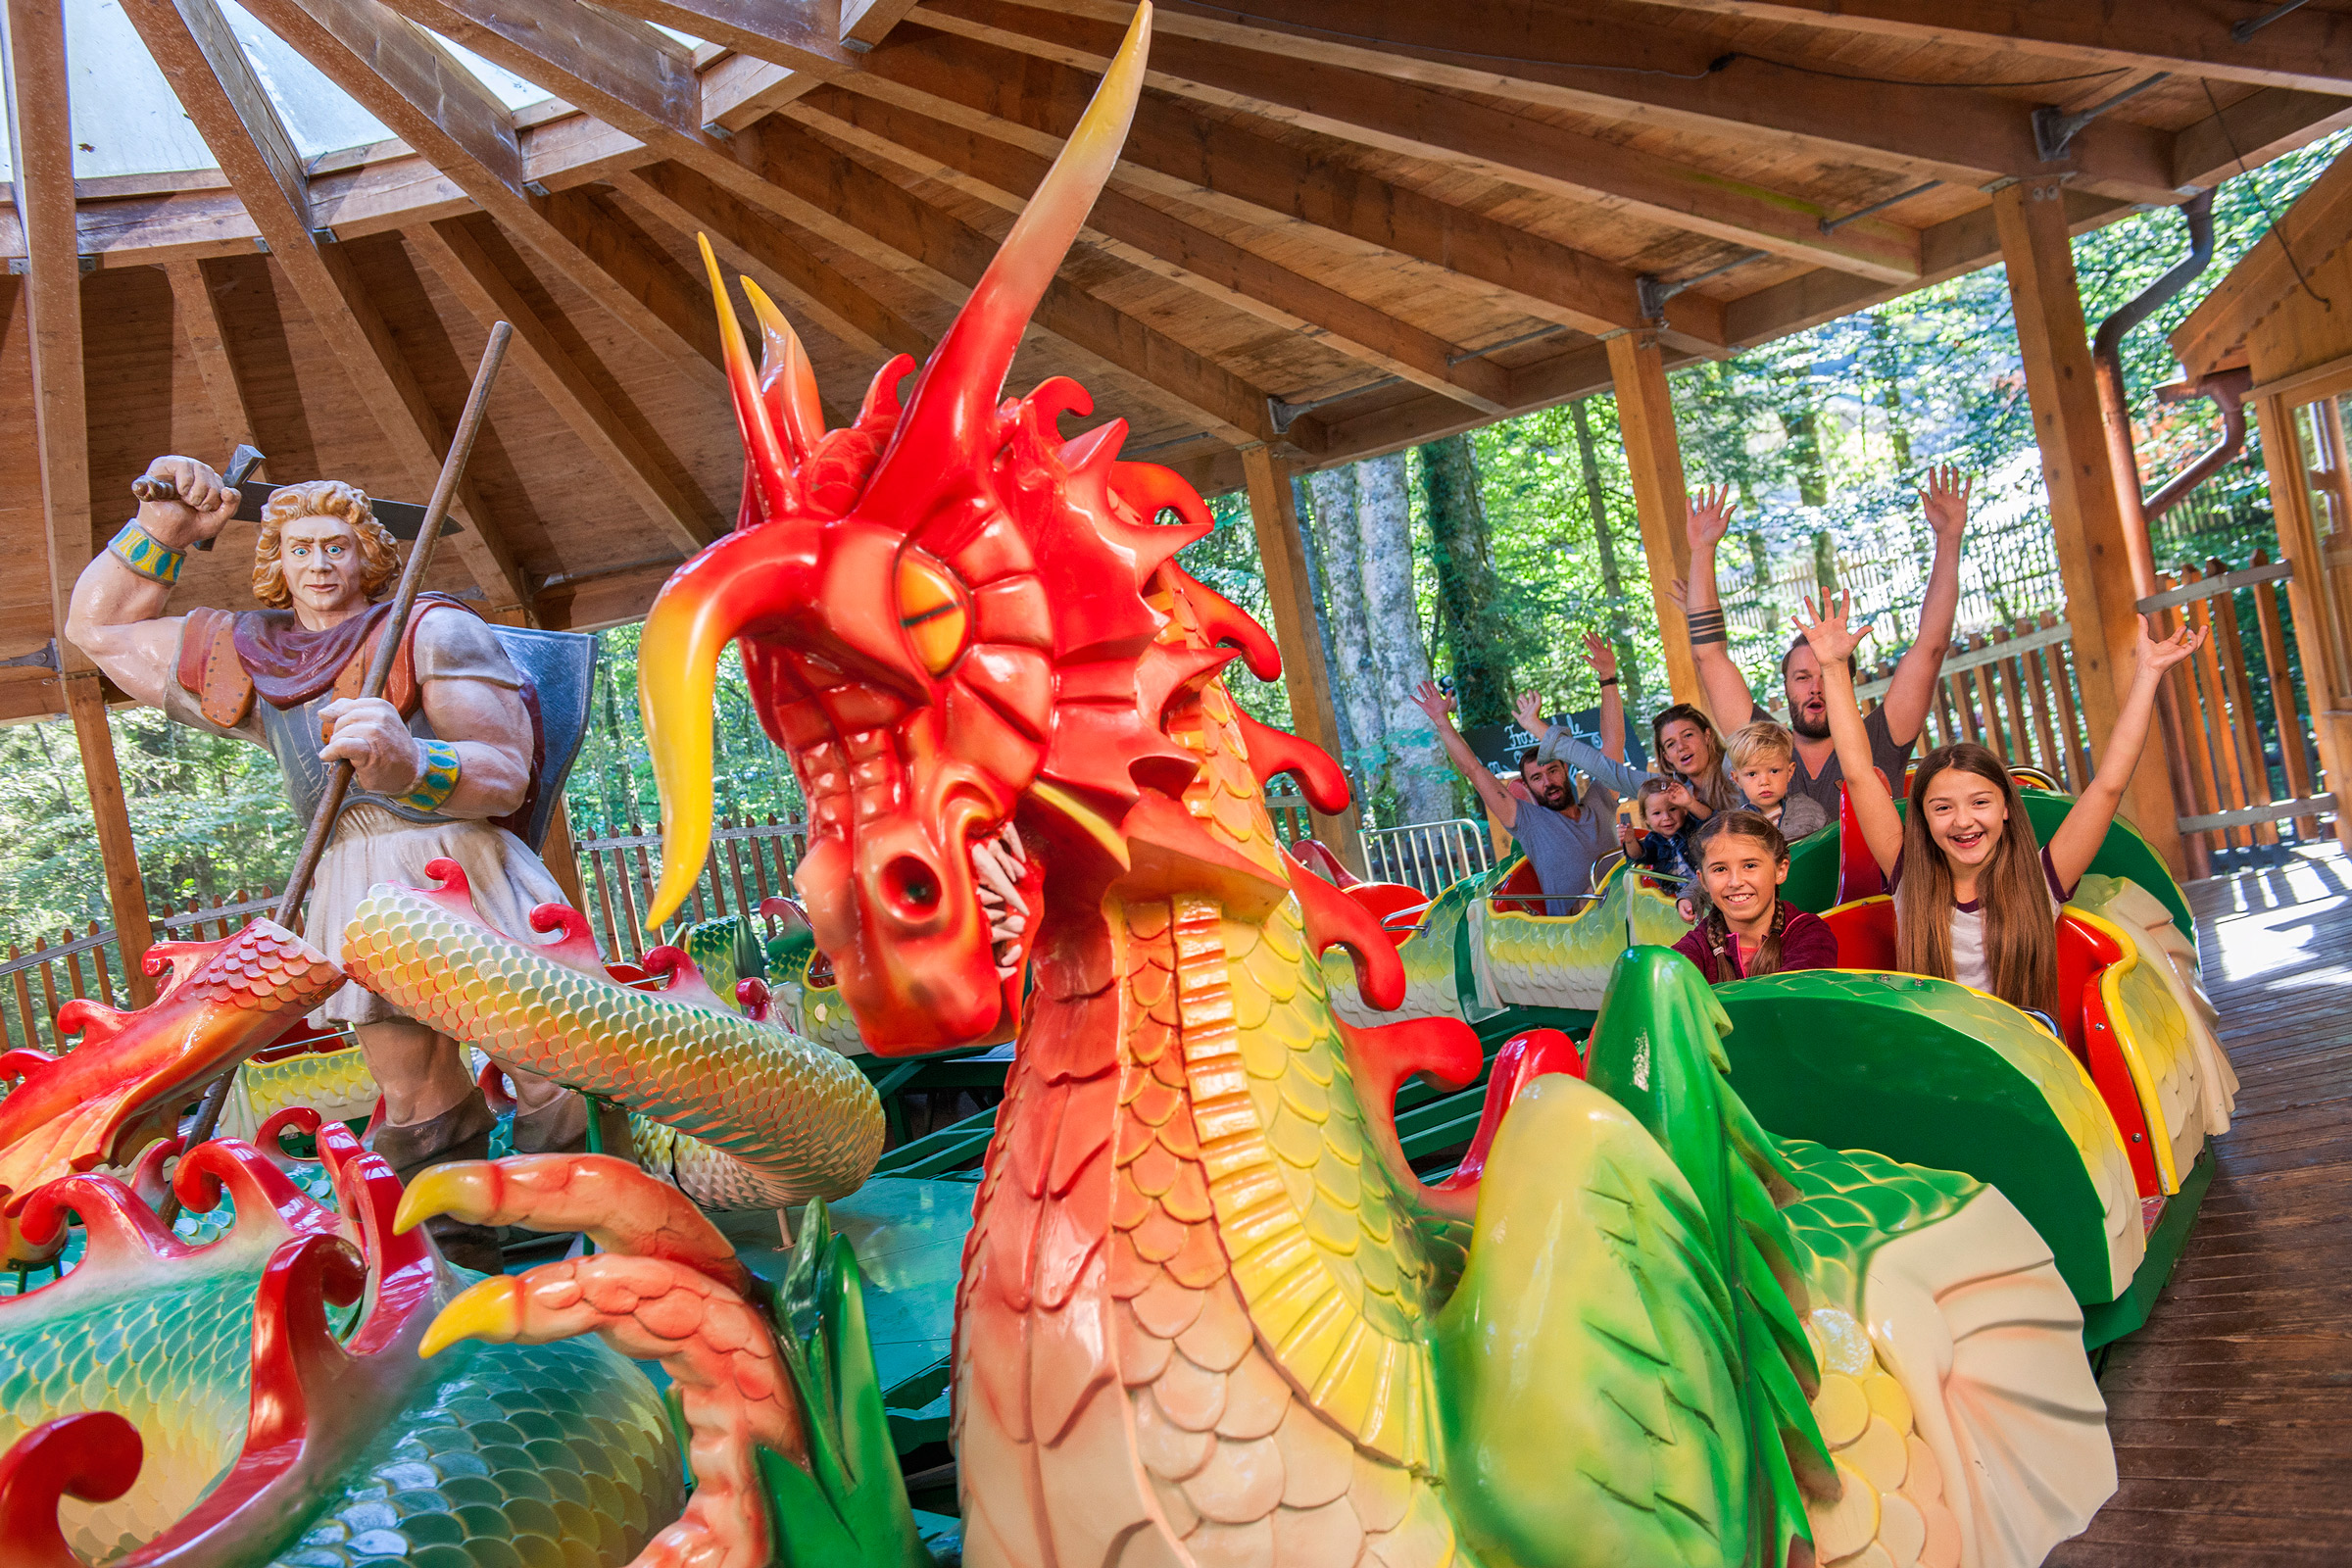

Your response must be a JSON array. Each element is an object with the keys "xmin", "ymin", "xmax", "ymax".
[
  {"xmin": 1829, "ymin": 609, "xmax": 2093, "ymax": 790},
  {"xmin": 2140, "ymin": 553, "xmax": 2333, "ymax": 871},
  {"xmin": 572, "ymin": 815, "xmax": 809, "ymax": 964},
  {"xmin": 2, "ymin": 887, "xmax": 285, "ymax": 1053}
]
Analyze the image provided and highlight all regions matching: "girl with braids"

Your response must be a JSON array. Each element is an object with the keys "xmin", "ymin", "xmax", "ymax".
[
  {"xmin": 1671, "ymin": 810, "xmax": 1838, "ymax": 983},
  {"xmin": 1798, "ymin": 591, "xmax": 2204, "ymax": 1015}
]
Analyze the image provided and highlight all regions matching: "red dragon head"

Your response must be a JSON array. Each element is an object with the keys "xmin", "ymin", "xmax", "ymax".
[{"xmin": 638, "ymin": 4, "xmax": 1330, "ymax": 1054}]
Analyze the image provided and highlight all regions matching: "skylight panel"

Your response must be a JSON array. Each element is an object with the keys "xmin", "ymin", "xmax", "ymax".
[
  {"xmin": 219, "ymin": 0, "xmax": 393, "ymax": 161},
  {"xmin": 68, "ymin": 0, "xmax": 219, "ymax": 179}
]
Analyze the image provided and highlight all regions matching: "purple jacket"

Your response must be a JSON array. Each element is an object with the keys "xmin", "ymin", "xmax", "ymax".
[{"xmin": 1672, "ymin": 906, "xmax": 1839, "ymax": 984}]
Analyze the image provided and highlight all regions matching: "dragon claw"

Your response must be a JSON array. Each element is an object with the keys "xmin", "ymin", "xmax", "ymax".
[
  {"xmin": 391, "ymin": 1159, "xmax": 501, "ymax": 1237},
  {"xmin": 417, "ymin": 1274, "xmax": 522, "ymax": 1358}
]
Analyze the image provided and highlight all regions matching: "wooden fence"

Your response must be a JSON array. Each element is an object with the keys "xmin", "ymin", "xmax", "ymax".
[
  {"xmin": 2140, "ymin": 553, "xmax": 2333, "ymax": 873},
  {"xmin": 572, "ymin": 814, "xmax": 810, "ymax": 965},
  {"xmin": 2, "ymin": 887, "xmax": 284, "ymax": 1053}
]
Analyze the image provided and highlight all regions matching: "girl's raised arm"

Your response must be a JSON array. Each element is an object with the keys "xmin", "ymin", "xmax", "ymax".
[
  {"xmin": 2048, "ymin": 618, "xmax": 2204, "ymax": 889},
  {"xmin": 1796, "ymin": 593, "xmax": 1903, "ymax": 875}
]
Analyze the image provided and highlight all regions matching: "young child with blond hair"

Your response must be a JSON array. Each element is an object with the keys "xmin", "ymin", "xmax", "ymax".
[{"xmin": 1728, "ymin": 720, "xmax": 1832, "ymax": 841}]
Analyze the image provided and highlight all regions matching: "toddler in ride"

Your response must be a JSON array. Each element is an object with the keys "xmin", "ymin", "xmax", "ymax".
[
  {"xmin": 1672, "ymin": 810, "xmax": 1838, "ymax": 983},
  {"xmin": 1619, "ymin": 777, "xmax": 1698, "ymax": 881},
  {"xmin": 1797, "ymin": 591, "xmax": 2203, "ymax": 1015},
  {"xmin": 1728, "ymin": 719, "xmax": 1832, "ymax": 841}
]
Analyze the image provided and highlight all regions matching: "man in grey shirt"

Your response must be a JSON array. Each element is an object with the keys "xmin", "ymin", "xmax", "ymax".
[{"xmin": 1408, "ymin": 635, "xmax": 1634, "ymax": 915}]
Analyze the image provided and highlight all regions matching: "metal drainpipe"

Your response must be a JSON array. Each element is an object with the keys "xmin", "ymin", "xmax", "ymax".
[{"xmin": 2088, "ymin": 187, "xmax": 2217, "ymax": 879}]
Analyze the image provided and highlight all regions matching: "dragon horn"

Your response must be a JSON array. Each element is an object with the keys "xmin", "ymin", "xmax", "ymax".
[
  {"xmin": 741, "ymin": 276, "xmax": 825, "ymax": 462},
  {"xmin": 861, "ymin": 2, "xmax": 1150, "ymax": 506},
  {"xmin": 697, "ymin": 234, "xmax": 797, "ymax": 522}
]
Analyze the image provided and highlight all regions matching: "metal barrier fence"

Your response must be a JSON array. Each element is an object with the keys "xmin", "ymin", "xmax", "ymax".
[{"xmin": 1361, "ymin": 818, "xmax": 1494, "ymax": 895}]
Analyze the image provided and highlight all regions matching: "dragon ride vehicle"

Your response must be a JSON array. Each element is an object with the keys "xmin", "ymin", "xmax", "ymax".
[{"xmin": 1352, "ymin": 787, "xmax": 2235, "ymax": 1348}]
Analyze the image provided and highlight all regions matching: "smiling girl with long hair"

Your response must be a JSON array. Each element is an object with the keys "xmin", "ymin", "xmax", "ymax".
[{"xmin": 1797, "ymin": 592, "xmax": 2203, "ymax": 1015}]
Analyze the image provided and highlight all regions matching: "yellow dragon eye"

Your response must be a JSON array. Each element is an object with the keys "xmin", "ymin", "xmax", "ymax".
[{"xmin": 897, "ymin": 552, "xmax": 971, "ymax": 676}]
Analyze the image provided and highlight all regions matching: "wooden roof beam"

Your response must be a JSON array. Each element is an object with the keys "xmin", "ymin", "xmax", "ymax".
[
  {"xmin": 254, "ymin": 0, "xmax": 733, "ymax": 391},
  {"xmin": 409, "ymin": 215, "xmax": 723, "ymax": 554},
  {"xmin": 916, "ymin": 0, "xmax": 2185, "ymax": 206},
  {"xmin": 2173, "ymin": 86, "xmax": 2352, "ymax": 190},
  {"xmin": 612, "ymin": 162, "xmax": 936, "ymax": 368},
  {"xmin": 840, "ymin": 25, "xmax": 1728, "ymax": 347},
  {"xmin": 1613, "ymin": 0, "xmax": 2352, "ymax": 99},
  {"xmin": 122, "ymin": 0, "xmax": 534, "ymax": 614},
  {"xmin": 729, "ymin": 117, "xmax": 1298, "ymax": 447},
  {"xmin": 893, "ymin": 9, "xmax": 1919, "ymax": 284},
  {"xmin": 590, "ymin": 0, "xmax": 858, "ymax": 74},
  {"xmin": 790, "ymin": 89, "xmax": 1516, "ymax": 413},
  {"xmin": 165, "ymin": 259, "xmax": 260, "ymax": 452},
  {"xmin": 370, "ymin": 0, "xmax": 700, "ymax": 144}
]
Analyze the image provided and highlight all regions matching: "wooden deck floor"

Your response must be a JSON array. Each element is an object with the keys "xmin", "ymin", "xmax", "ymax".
[{"xmin": 2051, "ymin": 848, "xmax": 2352, "ymax": 1565}]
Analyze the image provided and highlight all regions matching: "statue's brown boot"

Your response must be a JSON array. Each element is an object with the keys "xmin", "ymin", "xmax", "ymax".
[
  {"xmin": 371, "ymin": 1092, "xmax": 502, "ymax": 1274},
  {"xmin": 510, "ymin": 1089, "xmax": 590, "ymax": 1156}
]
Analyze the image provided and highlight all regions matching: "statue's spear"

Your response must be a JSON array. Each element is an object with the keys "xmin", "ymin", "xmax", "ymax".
[{"xmin": 167, "ymin": 321, "xmax": 515, "ymax": 1200}]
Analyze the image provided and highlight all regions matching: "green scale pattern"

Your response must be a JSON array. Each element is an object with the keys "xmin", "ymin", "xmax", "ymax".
[{"xmin": 1775, "ymin": 1138, "xmax": 1980, "ymax": 1313}]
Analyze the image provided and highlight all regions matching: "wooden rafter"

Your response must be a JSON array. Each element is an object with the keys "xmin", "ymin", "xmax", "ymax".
[
  {"xmin": 893, "ymin": 10, "xmax": 1923, "ymax": 283},
  {"xmin": 917, "ymin": 0, "xmax": 2186, "ymax": 205},
  {"xmin": 121, "ymin": 0, "xmax": 536, "ymax": 614},
  {"xmin": 612, "ymin": 164, "xmax": 935, "ymax": 368},
  {"xmin": 790, "ymin": 89, "xmax": 1516, "ymax": 413},
  {"xmin": 838, "ymin": 25, "xmax": 1728, "ymax": 347},
  {"xmin": 731, "ymin": 117, "xmax": 1294, "ymax": 445},
  {"xmin": 408, "ymin": 216, "xmax": 723, "ymax": 554},
  {"xmin": 1615, "ymin": 0, "xmax": 2352, "ymax": 99},
  {"xmin": 165, "ymin": 259, "xmax": 260, "ymax": 453}
]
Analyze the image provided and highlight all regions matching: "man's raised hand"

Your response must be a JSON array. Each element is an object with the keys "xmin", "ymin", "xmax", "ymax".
[
  {"xmin": 1409, "ymin": 679, "xmax": 1457, "ymax": 726},
  {"xmin": 1581, "ymin": 630, "xmax": 1619, "ymax": 683},
  {"xmin": 1921, "ymin": 463, "xmax": 1972, "ymax": 548},
  {"xmin": 133, "ymin": 456, "xmax": 241, "ymax": 548},
  {"xmin": 1794, "ymin": 590, "xmax": 1873, "ymax": 667},
  {"xmin": 1687, "ymin": 484, "xmax": 1736, "ymax": 553}
]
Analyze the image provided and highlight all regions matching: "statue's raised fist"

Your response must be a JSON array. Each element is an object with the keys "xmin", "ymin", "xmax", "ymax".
[{"xmin": 130, "ymin": 456, "xmax": 240, "ymax": 547}]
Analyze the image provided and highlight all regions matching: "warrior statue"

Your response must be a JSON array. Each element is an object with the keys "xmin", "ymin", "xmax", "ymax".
[{"xmin": 64, "ymin": 454, "xmax": 586, "ymax": 1270}]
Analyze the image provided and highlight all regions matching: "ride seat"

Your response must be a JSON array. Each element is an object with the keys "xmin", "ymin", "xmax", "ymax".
[
  {"xmin": 1490, "ymin": 858, "xmax": 1546, "ymax": 915},
  {"xmin": 1820, "ymin": 896, "xmax": 1898, "ymax": 970}
]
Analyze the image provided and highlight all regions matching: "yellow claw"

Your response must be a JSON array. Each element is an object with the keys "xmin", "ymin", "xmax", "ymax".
[
  {"xmin": 418, "ymin": 1274, "xmax": 523, "ymax": 1359},
  {"xmin": 392, "ymin": 1159, "xmax": 494, "ymax": 1236}
]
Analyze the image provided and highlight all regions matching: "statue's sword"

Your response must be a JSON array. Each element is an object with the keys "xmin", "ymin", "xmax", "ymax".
[{"xmin": 167, "ymin": 322, "xmax": 514, "ymax": 1202}]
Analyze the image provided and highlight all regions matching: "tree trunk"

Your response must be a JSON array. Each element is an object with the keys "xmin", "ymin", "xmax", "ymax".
[
  {"xmin": 1305, "ymin": 466, "xmax": 1385, "ymax": 783},
  {"xmin": 1293, "ymin": 472, "xmax": 1357, "ymax": 761},
  {"xmin": 1356, "ymin": 454, "xmax": 1454, "ymax": 823},
  {"xmin": 1419, "ymin": 432, "xmax": 1512, "ymax": 729},
  {"xmin": 1568, "ymin": 397, "xmax": 1645, "ymax": 716}
]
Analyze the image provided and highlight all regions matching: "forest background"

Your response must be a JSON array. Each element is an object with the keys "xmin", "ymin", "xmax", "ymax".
[{"xmin": 1, "ymin": 132, "xmax": 2341, "ymax": 954}]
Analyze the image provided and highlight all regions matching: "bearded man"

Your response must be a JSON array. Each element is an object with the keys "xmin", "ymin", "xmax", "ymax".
[
  {"xmin": 1681, "ymin": 466, "xmax": 1973, "ymax": 816},
  {"xmin": 65, "ymin": 454, "xmax": 586, "ymax": 1270}
]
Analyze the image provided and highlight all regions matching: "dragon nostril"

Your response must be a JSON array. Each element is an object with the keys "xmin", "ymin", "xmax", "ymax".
[{"xmin": 884, "ymin": 856, "xmax": 941, "ymax": 914}]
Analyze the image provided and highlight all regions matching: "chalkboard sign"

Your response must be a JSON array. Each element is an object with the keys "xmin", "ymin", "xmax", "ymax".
[{"xmin": 1461, "ymin": 708, "xmax": 1647, "ymax": 779}]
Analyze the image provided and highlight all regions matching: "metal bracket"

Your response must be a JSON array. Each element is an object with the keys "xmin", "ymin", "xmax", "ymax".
[
  {"xmin": 1266, "ymin": 378, "xmax": 1400, "ymax": 435},
  {"xmin": 1636, "ymin": 250, "xmax": 1770, "ymax": 322},
  {"xmin": 2034, "ymin": 73, "xmax": 2171, "ymax": 163},
  {"xmin": 0, "ymin": 640, "xmax": 60, "ymax": 672}
]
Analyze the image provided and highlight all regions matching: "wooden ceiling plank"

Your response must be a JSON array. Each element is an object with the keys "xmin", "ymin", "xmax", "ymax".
[
  {"xmin": 122, "ymin": 0, "xmax": 535, "ymax": 613},
  {"xmin": 791, "ymin": 89, "xmax": 1514, "ymax": 413},
  {"xmin": 369, "ymin": 0, "xmax": 699, "ymax": 142},
  {"xmin": 845, "ymin": 25, "xmax": 1729, "ymax": 347},
  {"xmin": 1611, "ymin": 0, "xmax": 2352, "ymax": 99},
  {"xmin": 5, "ymin": 0, "xmax": 97, "ymax": 657},
  {"xmin": 916, "ymin": 0, "xmax": 2184, "ymax": 205},
  {"xmin": 842, "ymin": 0, "xmax": 922, "ymax": 48},
  {"xmin": 533, "ymin": 186, "xmax": 726, "ymax": 373},
  {"xmin": 164, "ymin": 258, "xmax": 260, "ymax": 452},
  {"xmin": 410, "ymin": 215, "xmax": 722, "ymax": 554},
  {"xmin": 734, "ymin": 117, "xmax": 1289, "ymax": 445}
]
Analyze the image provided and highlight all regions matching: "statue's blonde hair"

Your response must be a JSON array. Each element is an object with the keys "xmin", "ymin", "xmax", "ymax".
[{"xmin": 251, "ymin": 480, "xmax": 401, "ymax": 608}]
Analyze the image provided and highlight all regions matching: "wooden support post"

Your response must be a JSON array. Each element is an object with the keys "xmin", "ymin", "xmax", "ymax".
[
  {"xmin": 1239, "ymin": 444, "xmax": 1367, "ymax": 874},
  {"xmin": 2252, "ymin": 392, "xmax": 2352, "ymax": 852},
  {"xmin": 1605, "ymin": 331, "xmax": 1704, "ymax": 713},
  {"xmin": 1994, "ymin": 178, "xmax": 2188, "ymax": 877},
  {"xmin": 65, "ymin": 676, "xmax": 156, "ymax": 1007},
  {"xmin": 540, "ymin": 797, "xmax": 592, "ymax": 918}
]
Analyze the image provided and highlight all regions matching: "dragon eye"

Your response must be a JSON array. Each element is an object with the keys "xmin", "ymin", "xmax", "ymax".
[{"xmin": 897, "ymin": 552, "xmax": 971, "ymax": 676}]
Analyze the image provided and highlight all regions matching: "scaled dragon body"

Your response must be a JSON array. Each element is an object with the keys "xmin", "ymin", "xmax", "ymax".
[{"xmin": 416, "ymin": 9, "xmax": 2117, "ymax": 1564}]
